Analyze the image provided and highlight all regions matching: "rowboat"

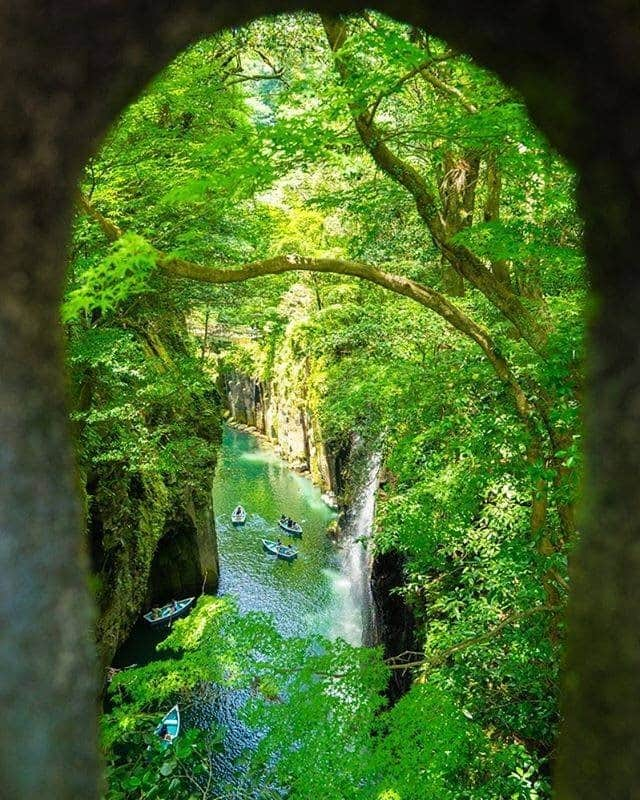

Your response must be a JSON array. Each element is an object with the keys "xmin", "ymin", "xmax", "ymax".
[
  {"xmin": 143, "ymin": 597, "xmax": 195, "ymax": 625},
  {"xmin": 231, "ymin": 505, "xmax": 247, "ymax": 524},
  {"xmin": 155, "ymin": 705, "xmax": 180, "ymax": 746},
  {"xmin": 262, "ymin": 539, "xmax": 298, "ymax": 562},
  {"xmin": 278, "ymin": 517, "xmax": 302, "ymax": 536}
]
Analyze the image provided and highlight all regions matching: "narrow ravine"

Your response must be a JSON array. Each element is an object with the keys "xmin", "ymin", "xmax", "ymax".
[
  {"xmin": 212, "ymin": 424, "xmax": 367, "ymax": 643},
  {"xmin": 203, "ymin": 424, "xmax": 380, "ymax": 787},
  {"xmin": 115, "ymin": 423, "xmax": 379, "ymax": 788}
]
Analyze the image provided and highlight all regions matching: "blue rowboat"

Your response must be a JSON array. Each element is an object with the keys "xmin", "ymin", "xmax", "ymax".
[
  {"xmin": 262, "ymin": 539, "xmax": 298, "ymax": 562},
  {"xmin": 231, "ymin": 505, "xmax": 247, "ymax": 524},
  {"xmin": 155, "ymin": 704, "xmax": 180, "ymax": 746},
  {"xmin": 143, "ymin": 597, "xmax": 195, "ymax": 626},
  {"xmin": 278, "ymin": 518, "xmax": 302, "ymax": 536}
]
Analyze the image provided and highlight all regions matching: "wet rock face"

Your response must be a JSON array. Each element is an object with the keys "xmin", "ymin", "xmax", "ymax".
[
  {"xmin": 147, "ymin": 493, "xmax": 219, "ymax": 604},
  {"xmin": 84, "ymin": 312, "xmax": 222, "ymax": 669},
  {"xmin": 147, "ymin": 519, "xmax": 201, "ymax": 603},
  {"xmin": 371, "ymin": 548, "xmax": 417, "ymax": 701},
  {"xmin": 89, "ymin": 470, "xmax": 169, "ymax": 668},
  {"xmin": 90, "ymin": 474, "xmax": 220, "ymax": 669},
  {"xmin": 225, "ymin": 373, "xmax": 260, "ymax": 427},
  {"xmin": 222, "ymin": 369, "xmax": 340, "ymax": 494}
]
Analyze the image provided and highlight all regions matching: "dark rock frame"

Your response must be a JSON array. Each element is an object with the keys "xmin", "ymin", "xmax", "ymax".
[{"xmin": 1, "ymin": 2, "xmax": 638, "ymax": 796}]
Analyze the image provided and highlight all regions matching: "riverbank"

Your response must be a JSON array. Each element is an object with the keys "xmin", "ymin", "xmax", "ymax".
[{"xmin": 223, "ymin": 415, "xmax": 340, "ymax": 510}]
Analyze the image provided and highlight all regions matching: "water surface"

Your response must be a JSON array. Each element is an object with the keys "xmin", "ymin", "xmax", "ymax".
[
  {"xmin": 114, "ymin": 425, "xmax": 371, "ymax": 786},
  {"xmin": 213, "ymin": 425, "xmax": 362, "ymax": 643}
]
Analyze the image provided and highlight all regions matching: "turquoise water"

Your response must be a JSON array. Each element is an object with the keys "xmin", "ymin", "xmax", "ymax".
[
  {"xmin": 112, "ymin": 424, "xmax": 370, "ymax": 788},
  {"xmin": 213, "ymin": 425, "xmax": 362, "ymax": 643},
  {"xmin": 204, "ymin": 425, "xmax": 368, "ymax": 783},
  {"xmin": 113, "ymin": 425, "xmax": 365, "ymax": 668}
]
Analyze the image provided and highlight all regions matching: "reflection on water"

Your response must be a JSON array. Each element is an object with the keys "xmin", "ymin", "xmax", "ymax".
[
  {"xmin": 208, "ymin": 425, "xmax": 371, "ymax": 788},
  {"xmin": 114, "ymin": 424, "xmax": 374, "ymax": 791},
  {"xmin": 214, "ymin": 425, "xmax": 362, "ymax": 644}
]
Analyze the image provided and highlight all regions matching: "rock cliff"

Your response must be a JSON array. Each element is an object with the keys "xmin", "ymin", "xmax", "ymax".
[
  {"xmin": 72, "ymin": 306, "xmax": 222, "ymax": 670},
  {"xmin": 222, "ymin": 368, "xmax": 346, "ymax": 499}
]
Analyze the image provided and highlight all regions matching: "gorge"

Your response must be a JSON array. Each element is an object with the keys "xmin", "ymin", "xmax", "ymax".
[{"xmin": 71, "ymin": 11, "xmax": 579, "ymax": 798}]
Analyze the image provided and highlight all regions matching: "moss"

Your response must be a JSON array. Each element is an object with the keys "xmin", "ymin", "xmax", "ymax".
[
  {"xmin": 76, "ymin": 301, "xmax": 222, "ymax": 669},
  {"xmin": 219, "ymin": 299, "xmax": 355, "ymax": 499}
]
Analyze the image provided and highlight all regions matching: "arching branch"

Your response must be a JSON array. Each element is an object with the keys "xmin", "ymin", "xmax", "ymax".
[
  {"xmin": 321, "ymin": 15, "xmax": 548, "ymax": 355},
  {"xmin": 81, "ymin": 191, "xmax": 580, "ymax": 545},
  {"xmin": 78, "ymin": 192, "xmax": 535, "ymax": 424},
  {"xmin": 385, "ymin": 602, "xmax": 561, "ymax": 672}
]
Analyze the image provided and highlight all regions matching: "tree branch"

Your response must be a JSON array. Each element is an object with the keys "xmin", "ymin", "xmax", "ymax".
[
  {"xmin": 321, "ymin": 16, "xmax": 548, "ymax": 355},
  {"xmin": 367, "ymin": 51, "xmax": 457, "ymax": 123},
  {"xmin": 80, "ymin": 189, "xmax": 572, "ymax": 551},
  {"xmin": 226, "ymin": 70, "xmax": 284, "ymax": 86},
  {"xmin": 385, "ymin": 603, "xmax": 561, "ymax": 671},
  {"xmin": 77, "ymin": 191, "xmax": 122, "ymax": 240},
  {"xmin": 77, "ymin": 191, "xmax": 535, "ymax": 425},
  {"xmin": 420, "ymin": 68, "xmax": 478, "ymax": 114}
]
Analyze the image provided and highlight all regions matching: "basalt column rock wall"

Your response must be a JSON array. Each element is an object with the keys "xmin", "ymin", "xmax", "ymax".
[{"xmin": 222, "ymin": 368, "xmax": 345, "ymax": 499}]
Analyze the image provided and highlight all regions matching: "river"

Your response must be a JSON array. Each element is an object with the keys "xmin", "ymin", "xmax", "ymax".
[
  {"xmin": 212, "ymin": 425, "xmax": 365, "ymax": 643},
  {"xmin": 114, "ymin": 425, "xmax": 377, "ymax": 788},
  {"xmin": 204, "ymin": 425, "xmax": 378, "ymax": 787}
]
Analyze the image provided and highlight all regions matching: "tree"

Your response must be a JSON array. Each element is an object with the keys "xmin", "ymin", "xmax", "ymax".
[
  {"xmin": 73, "ymin": 22, "xmax": 583, "ymax": 792},
  {"xmin": 3, "ymin": 3, "xmax": 640, "ymax": 799}
]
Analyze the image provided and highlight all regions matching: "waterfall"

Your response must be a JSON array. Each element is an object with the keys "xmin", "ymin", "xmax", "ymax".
[{"xmin": 337, "ymin": 445, "xmax": 383, "ymax": 647}]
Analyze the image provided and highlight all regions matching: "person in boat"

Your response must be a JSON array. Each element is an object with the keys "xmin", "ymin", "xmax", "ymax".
[
  {"xmin": 151, "ymin": 606, "xmax": 162, "ymax": 620},
  {"xmin": 277, "ymin": 538, "xmax": 282, "ymax": 546},
  {"xmin": 280, "ymin": 514, "xmax": 286, "ymax": 522},
  {"xmin": 171, "ymin": 599, "xmax": 179, "ymax": 612},
  {"xmin": 158, "ymin": 723, "xmax": 168, "ymax": 738},
  {"xmin": 235, "ymin": 505, "xmax": 243, "ymax": 515}
]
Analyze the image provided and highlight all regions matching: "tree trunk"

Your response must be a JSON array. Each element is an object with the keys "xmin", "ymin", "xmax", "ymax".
[
  {"xmin": 483, "ymin": 151, "xmax": 512, "ymax": 287},
  {"xmin": 0, "ymin": 194, "xmax": 99, "ymax": 795},
  {"xmin": 322, "ymin": 14, "xmax": 550, "ymax": 356},
  {"xmin": 439, "ymin": 150, "xmax": 480, "ymax": 295},
  {"xmin": 201, "ymin": 306, "xmax": 210, "ymax": 361},
  {"xmin": 514, "ymin": 257, "xmax": 544, "ymax": 300}
]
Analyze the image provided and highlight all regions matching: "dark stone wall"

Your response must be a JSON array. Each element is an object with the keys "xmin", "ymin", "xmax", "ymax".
[
  {"xmin": 148, "ymin": 496, "xmax": 219, "ymax": 604},
  {"xmin": 91, "ymin": 479, "xmax": 220, "ymax": 670},
  {"xmin": 2, "ymin": 2, "xmax": 640, "ymax": 798},
  {"xmin": 148, "ymin": 513, "xmax": 205, "ymax": 603},
  {"xmin": 371, "ymin": 549, "xmax": 417, "ymax": 701}
]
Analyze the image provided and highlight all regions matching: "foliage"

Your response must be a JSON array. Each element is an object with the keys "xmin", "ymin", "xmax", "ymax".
[
  {"xmin": 103, "ymin": 598, "xmax": 550, "ymax": 799},
  {"xmin": 70, "ymin": 9, "xmax": 586, "ymax": 800},
  {"xmin": 63, "ymin": 234, "xmax": 158, "ymax": 322}
]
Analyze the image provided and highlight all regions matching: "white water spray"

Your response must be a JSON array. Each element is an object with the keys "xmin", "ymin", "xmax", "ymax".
[{"xmin": 329, "ymin": 445, "xmax": 382, "ymax": 645}]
